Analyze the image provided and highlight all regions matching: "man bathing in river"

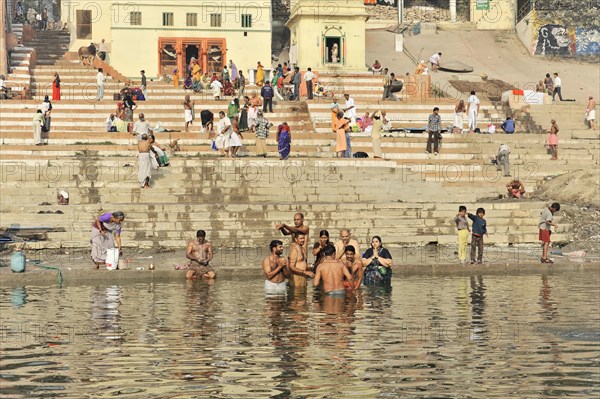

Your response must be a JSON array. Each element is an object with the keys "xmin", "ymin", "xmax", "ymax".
[
  {"xmin": 262, "ymin": 240, "xmax": 289, "ymax": 295},
  {"xmin": 186, "ymin": 230, "xmax": 216, "ymax": 279},
  {"xmin": 314, "ymin": 244, "xmax": 355, "ymax": 296},
  {"xmin": 341, "ymin": 245, "xmax": 363, "ymax": 289},
  {"xmin": 288, "ymin": 232, "xmax": 314, "ymax": 288},
  {"xmin": 335, "ymin": 228, "xmax": 360, "ymax": 262},
  {"xmin": 276, "ymin": 212, "xmax": 309, "ymax": 250}
]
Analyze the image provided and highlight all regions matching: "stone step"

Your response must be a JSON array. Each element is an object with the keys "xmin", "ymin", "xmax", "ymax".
[
  {"xmin": 3, "ymin": 233, "xmax": 573, "ymax": 249},
  {"xmin": 1, "ymin": 227, "xmax": 572, "ymax": 245},
  {"xmin": 0, "ymin": 198, "xmax": 557, "ymax": 209}
]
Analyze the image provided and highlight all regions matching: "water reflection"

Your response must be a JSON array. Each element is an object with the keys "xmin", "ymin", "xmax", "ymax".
[
  {"xmin": 469, "ymin": 276, "xmax": 486, "ymax": 342},
  {"xmin": 539, "ymin": 275, "xmax": 558, "ymax": 320},
  {"xmin": 0, "ymin": 274, "xmax": 599, "ymax": 398},
  {"xmin": 91, "ymin": 285, "xmax": 124, "ymax": 343},
  {"xmin": 10, "ymin": 287, "xmax": 27, "ymax": 308}
]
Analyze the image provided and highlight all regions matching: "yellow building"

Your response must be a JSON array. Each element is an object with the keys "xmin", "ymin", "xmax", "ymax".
[
  {"xmin": 61, "ymin": 0, "xmax": 272, "ymax": 78},
  {"xmin": 469, "ymin": 0, "xmax": 516, "ymax": 30},
  {"xmin": 286, "ymin": 0, "xmax": 367, "ymax": 71}
]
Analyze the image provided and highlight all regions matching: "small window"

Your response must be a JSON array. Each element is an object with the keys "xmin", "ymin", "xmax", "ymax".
[
  {"xmin": 186, "ymin": 13, "xmax": 197, "ymax": 26},
  {"xmin": 210, "ymin": 14, "xmax": 222, "ymax": 27},
  {"xmin": 241, "ymin": 14, "xmax": 252, "ymax": 28},
  {"xmin": 76, "ymin": 10, "xmax": 92, "ymax": 39},
  {"xmin": 130, "ymin": 11, "xmax": 142, "ymax": 26},
  {"xmin": 163, "ymin": 12, "xmax": 174, "ymax": 26}
]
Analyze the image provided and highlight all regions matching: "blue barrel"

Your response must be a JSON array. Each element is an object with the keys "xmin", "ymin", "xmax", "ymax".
[{"xmin": 10, "ymin": 251, "xmax": 26, "ymax": 273}]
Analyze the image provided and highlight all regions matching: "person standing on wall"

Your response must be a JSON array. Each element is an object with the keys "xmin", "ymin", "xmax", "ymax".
[
  {"xmin": 292, "ymin": 67, "xmax": 301, "ymax": 101},
  {"xmin": 552, "ymin": 73, "xmax": 563, "ymax": 101},
  {"xmin": 304, "ymin": 67, "xmax": 315, "ymax": 100},
  {"xmin": 467, "ymin": 91, "xmax": 480, "ymax": 133},
  {"xmin": 261, "ymin": 81, "xmax": 274, "ymax": 113},
  {"xmin": 140, "ymin": 70, "xmax": 147, "ymax": 100},
  {"xmin": 96, "ymin": 68, "xmax": 106, "ymax": 101}
]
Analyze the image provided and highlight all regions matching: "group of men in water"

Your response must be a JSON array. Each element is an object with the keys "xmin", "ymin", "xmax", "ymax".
[{"xmin": 185, "ymin": 212, "xmax": 365, "ymax": 297}]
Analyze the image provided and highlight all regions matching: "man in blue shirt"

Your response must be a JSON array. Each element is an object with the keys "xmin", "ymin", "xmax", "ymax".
[
  {"xmin": 501, "ymin": 117, "xmax": 515, "ymax": 134},
  {"xmin": 261, "ymin": 81, "xmax": 274, "ymax": 113}
]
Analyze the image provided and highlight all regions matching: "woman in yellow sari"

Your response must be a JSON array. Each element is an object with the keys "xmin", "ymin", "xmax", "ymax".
[
  {"xmin": 256, "ymin": 62, "xmax": 265, "ymax": 87},
  {"xmin": 335, "ymin": 111, "xmax": 349, "ymax": 158},
  {"xmin": 191, "ymin": 59, "xmax": 202, "ymax": 91}
]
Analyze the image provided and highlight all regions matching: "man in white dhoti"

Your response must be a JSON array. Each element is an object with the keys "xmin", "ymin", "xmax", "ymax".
[
  {"xmin": 211, "ymin": 79, "xmax": 223, "ymax": 100},
  {"xmin": 343, "ymin": 93, "xmax": 356, "ymax": 123},
  {"xmin": 138, "ymin": 134, "xmax": 153, "ymax": 188},
  {"xmin": 216, "ymin": 111, "xmax": 232, "ymax": 157},
  {"xmin": 467, "ymin": 91, "xmax": 480, "ymax": 133}
]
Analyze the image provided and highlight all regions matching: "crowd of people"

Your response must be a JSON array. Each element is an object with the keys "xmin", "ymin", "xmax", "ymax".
[
  {"xmin": 90, "ymin": 203, "xmax": 562, "ymax": 291},
  {"xmin": 28, "ymin": 53, "xmax": 597, "ymax": 184},
  {"xmin": 186, "ymin": 213, "xmax": 394, "ymax": 296}
]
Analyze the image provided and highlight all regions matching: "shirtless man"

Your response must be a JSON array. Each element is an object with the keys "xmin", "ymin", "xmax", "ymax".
[
  {"xmin": 288, "ymin": 232, "xmax": 314, "ymax": 288},
  {"xmin": 276, "ymin": 212, "xmax": 309, "ymax": 251},
  {"xmin": 341, "ymin": 245, "xmax": 363, "ymax": 289},
  {"xmin": 586, "ymin": 96, "xmax": 596, "ymax": 130},
  {"xmin": 138, "ymin": 134, "xmax": 152, "ymax": 188},
  {"xmin": 185, "ymin": 230, "xmax": 216, "ymax": 279},
  {"xmin": 506, "ymin": 178, "xmax": 526, "ymax": 199},
  {"xmin": 314, "ymin": 244, "xmax": 354, "ymax": 296},
  {"xmin": 334, "ymin": 228, "xmax": 360, "ymax": 261},
  {"xmin": 262, "ymin": 240, "xmax": 289, "ymax": 295}
]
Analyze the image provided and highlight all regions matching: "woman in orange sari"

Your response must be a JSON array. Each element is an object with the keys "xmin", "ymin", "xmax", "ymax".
[
  {"xmin": 335, "ymin": 111, "xmax": 349, "ymax": 158},
  {"xmin": 330, "ymin": 98, "xmax": 340, "ymax": 133}
]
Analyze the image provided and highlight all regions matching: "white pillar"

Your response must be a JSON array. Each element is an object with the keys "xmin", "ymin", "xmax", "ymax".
[
  {"xmin": 1, "ymin": 0, "xmax": 8, "ymax": 76},
  {"xmin": 398, "ymin": 0, "xmax": 403, "ymax": 25},
  {"xmin": 450, "ymin": 0, "xmax": 457, "ymax": 23}
]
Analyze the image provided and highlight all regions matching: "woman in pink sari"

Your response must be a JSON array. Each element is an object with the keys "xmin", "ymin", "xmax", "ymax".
[{"xmin": 335, "ymin": 111, "xmax": 349, "ymax": 158}]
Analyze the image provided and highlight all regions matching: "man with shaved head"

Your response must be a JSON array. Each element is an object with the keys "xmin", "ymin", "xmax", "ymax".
[
  {"xmin": 276, "ymin": 212, "xmax": 309, "ymax": 251},
  {"xmin": 334, "ymin": 228, "xmax": 360, "ymax": 261}
]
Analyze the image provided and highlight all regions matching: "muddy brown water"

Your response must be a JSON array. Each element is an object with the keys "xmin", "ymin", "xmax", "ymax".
[{"xmin": 1, "ymin": 271, "xmax": 598, "ymax": 398}]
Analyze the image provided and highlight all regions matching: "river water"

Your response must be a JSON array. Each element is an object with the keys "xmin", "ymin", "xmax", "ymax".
[{"xmin": 1, "ymin": 273, "xmax": 599, "ymax": 398}]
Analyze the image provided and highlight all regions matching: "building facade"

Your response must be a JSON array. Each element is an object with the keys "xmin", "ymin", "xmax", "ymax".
[
  {"xmin": 61, "ymin": 1, "xmax": 272, "ymax": 78},
  {"xmin": 286, "ymin": 0, "xmax": 367, "ymax": 71}
]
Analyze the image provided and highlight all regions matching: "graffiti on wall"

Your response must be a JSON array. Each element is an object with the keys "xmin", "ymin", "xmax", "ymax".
[
  {"xmin": 533, "ymin": 24, "xmax": 576, "ymax": 55},
  {"xmin": 576, "ymin": 28, "xmax": 600, "ymax": 54}
]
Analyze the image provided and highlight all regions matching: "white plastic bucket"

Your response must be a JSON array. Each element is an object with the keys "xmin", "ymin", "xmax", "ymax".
[{"xmin": 105, "ymin": 248, "xmax": 119, "ymax": 270}]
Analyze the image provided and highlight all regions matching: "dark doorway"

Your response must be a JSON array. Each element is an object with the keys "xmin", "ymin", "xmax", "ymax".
[
  {"xmin": 185, "ymin": 45, "xmax": 199, "ymax": 67},
  {"xmin": 325, "ymin": 37, "xmax": 341, "ymax": 63}
]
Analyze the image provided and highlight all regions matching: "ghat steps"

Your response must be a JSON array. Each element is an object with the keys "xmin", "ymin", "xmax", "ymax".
[
  {"xmin": 0, "ymin": 159, "xmax": 571, "ymax": 249},
  {"xmin": 0, "ymin": 31, "xmax": 593, "ymax": 251}
]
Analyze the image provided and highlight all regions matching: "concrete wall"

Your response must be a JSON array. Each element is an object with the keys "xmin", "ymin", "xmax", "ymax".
[
  {"xmin": 61, "ymin": 0, "xmax": 271, "ymax": 78},
  {"xmin": 470, "ymin": 0, "xmax": 515, "ymax": 30},
  {"xmin": 515, "ymin": 10, "xmax": 532, "ymax": 52},
  {"xmin": 516, "ymin": 10, "xmax": 599, "ymax": 56}
]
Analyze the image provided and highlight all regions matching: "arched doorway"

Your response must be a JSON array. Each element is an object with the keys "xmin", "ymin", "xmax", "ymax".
[
  {"xmin": 322, "ymin": 28, "xmax": 345, "ymax": 65},
  {"xmin": 158, "ymin": 38, "xmax": 226, "ymax": 79}
]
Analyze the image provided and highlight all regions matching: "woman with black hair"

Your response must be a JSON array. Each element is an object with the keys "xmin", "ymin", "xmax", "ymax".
[
  {"xmin": 311, "ymin": 230, "xmax": 330, "ymax": 271},
  {"xmin": 362, "ymin": 236, "xmax": 393, "ymax": 286}
]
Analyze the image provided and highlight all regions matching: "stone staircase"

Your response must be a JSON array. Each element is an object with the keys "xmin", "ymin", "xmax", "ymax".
[
  {"xmin": 1, "ymin": 62, "xmax": 597, "ymax": 250},
  {"xmin": 0, "ymin": 157, "xmax": 573, "ymax": 250},
  {"xmin": 25, "ymin": 30, "xmax": 71, "ymax": 66},
  {"xmin": 525, "ymin": 102, "xmax": 600, "ymax": 135}
]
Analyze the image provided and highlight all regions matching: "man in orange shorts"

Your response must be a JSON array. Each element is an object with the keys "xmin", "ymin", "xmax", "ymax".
[{"xmin": 341, "ymin": 246, "xmax": 363, "ymax": 289}]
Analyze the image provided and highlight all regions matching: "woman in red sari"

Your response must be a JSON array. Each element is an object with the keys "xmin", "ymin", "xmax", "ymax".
[{"xmin": 52, "ymin": 73, "xmax": 61, "ymax": 100}]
